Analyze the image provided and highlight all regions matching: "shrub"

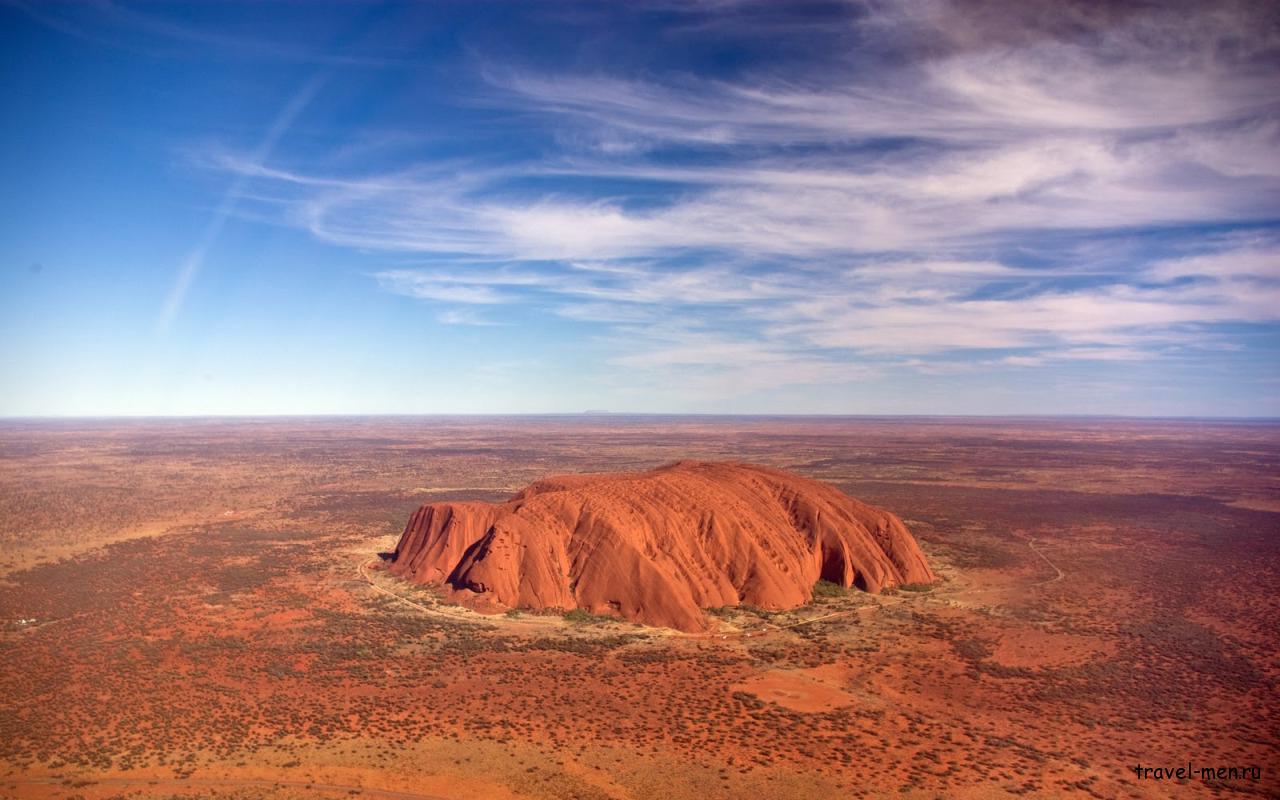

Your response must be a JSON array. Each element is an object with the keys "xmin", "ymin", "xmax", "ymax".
[
  {"xmin": 899, "ymin": 582, "xmax": 933, "ymax": 593},
  {"xmin": 953, "ymin": 638, "xmax": 992, "ymax": 662},
  {"xmin": 812, "ymin": 579, "xmax": 846, "ymax": 598}
]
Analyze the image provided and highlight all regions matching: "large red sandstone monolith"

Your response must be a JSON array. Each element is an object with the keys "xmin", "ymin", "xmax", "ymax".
[{"xmin": 390, "ymin": 460, "xmax": 935, "ymax": 632}]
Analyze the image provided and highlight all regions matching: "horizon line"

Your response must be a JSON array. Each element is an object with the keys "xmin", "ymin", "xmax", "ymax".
[{"xmin": 2, "ymin": 412, "xmax": 1278, "ymax": 423}]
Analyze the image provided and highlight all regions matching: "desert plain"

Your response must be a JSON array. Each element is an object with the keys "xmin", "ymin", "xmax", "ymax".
[{"xmin": 0, "ymin": 416, "xmax": 1276, "ymax": 799}]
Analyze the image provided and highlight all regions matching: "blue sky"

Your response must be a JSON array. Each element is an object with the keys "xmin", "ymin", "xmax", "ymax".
[{"xmin": 1, "ymin": 0, "xmax": 1278, "ymax": 416}]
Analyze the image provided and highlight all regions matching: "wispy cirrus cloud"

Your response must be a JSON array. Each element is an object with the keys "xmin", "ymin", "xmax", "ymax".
[
  {"xmin": 360, "ymin": 242, "xmax": 1280, "ymax": 378},
  {"xmin": 191, "ymin": 0, "xmax": 1280, "ymax": 403}
]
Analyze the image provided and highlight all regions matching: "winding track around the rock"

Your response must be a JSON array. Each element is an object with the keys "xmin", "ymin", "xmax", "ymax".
[
  {"xmin": 1027, "ymin": 538, "xmax": 1065, "ymax": 586},
  {"xmin": 358, "ymin": 556, "xmax": 437, "ymax": 616}
]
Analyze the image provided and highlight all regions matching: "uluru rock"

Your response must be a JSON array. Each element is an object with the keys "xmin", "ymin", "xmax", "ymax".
[{"xmin": 390, "ymin": 461, "xmax": 935, "ymax": 632}]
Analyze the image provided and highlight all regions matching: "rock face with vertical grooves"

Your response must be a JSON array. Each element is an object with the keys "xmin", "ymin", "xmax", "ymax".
[{"xmin": 389, "ymin": 461, "xmax": 935, "ymax": 632}]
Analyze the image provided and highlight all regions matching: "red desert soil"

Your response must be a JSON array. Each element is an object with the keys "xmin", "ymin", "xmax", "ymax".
[
  {"xmin": 733, "ymin": 664, "xmax": 858, "ymax": 713},
  {"xmin": 989, "ymin": 628, "xmax": 1117, "ymax": 669},
  {"xmin": 390, "ymin": 460, "xmax": 935, "ymax": 631}
]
